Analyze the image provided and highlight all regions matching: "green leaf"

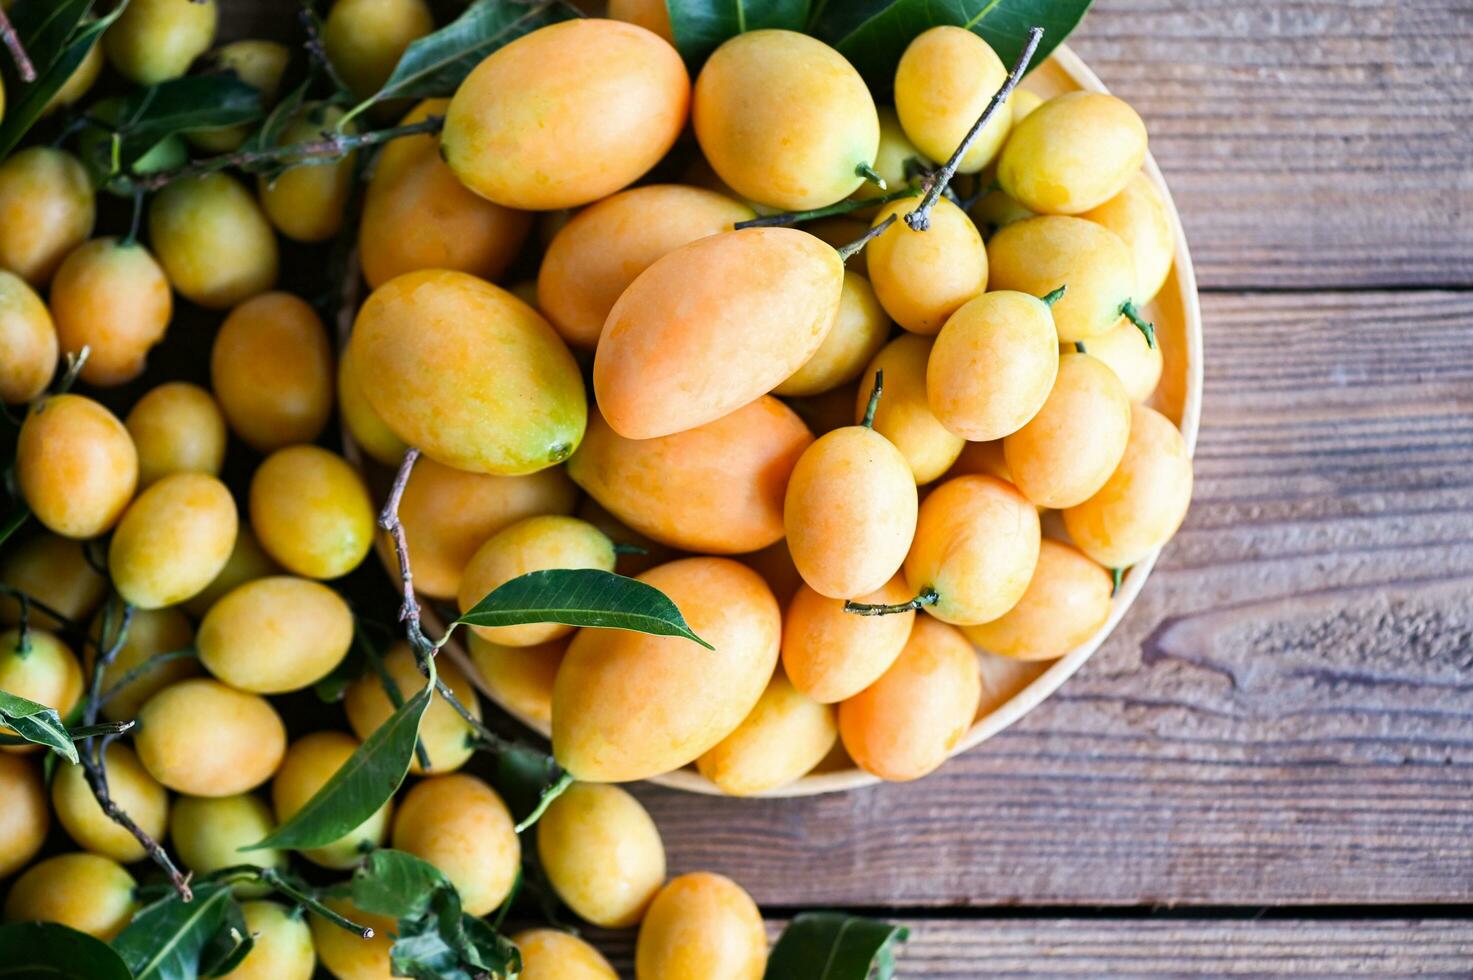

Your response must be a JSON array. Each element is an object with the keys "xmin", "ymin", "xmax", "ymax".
[
  {"xmin": 0, "ymin": 506, "xmax": 29, "ymax": 549},
  {"xmin": 666, "ymin": 0, "xmax": 810, "ymax": 63},
  {"xmin": 810, "ymin": 0, "xmax": 1092, "ymax": 93},
  {"xmin": 0, "ymin": 0, "xmax": 123, "ymax": 160},
  {"xmin": 0, "ymin": 922, "xmax": 132, "ymax": 979},
  {"xmin": 113, "ymin": 880, "xmax": 238, "ymax": 980},
  {"xmin": 0, "ymin": 687, "xmax": 77, "ymax": 763},
  {"xmin": 244, "ymin": 674, "xmax": 433, "ymax": 851},
  {"xmin": 198, "ymin": 901, "xmax": 254, "ymax": 978},
  {"xmin": 490, "ymin": 741, "xmax": 564, "ymax": 824},
  {"xmin": 765, "ymin": 912, "xmax": 910, "ymax": 980},
  {"xmin": 456, "ymin": 568, "xmax": 712, "ymax": 649},
  {"xmin": 351, "ymin": 849, "xmax": 453, "ymax": 921},
  {"xmin": 460, "ymin": 915, "xmax": 522, "ymax": 977}
]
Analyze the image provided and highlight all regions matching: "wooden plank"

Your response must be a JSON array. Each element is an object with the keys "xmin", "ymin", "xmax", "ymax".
[{"xmin": 627, "ymin": 291, "xmax": 1473, "ymax": 907}]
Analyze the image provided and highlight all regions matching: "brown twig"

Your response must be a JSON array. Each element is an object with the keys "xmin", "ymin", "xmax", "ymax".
[
  {"xmin": 298, "ymin": 6, "xmax": 352, "ymax": 100},
  {"xmin": 0, "ymin": 6, "xmax": 36, "ymax": 83},
  {"xmin": 379, "ymin": 448, "xmax": 436, "ymax": 653},
  {"xmin": 836, "ymin": 214, "xmax": 896, "ymax": 262}
]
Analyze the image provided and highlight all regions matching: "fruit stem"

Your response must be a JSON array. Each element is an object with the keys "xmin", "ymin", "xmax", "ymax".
[
  {"xmin": 259, "ymin": 868, "xmax": 374, "ymax": 939},
  {"xmin": 855, "ymin": 161, "xmax": 888, "ymax": 190},
  {"xmin": 96, "ymin": 647, "xmax": 197, "ymax": 709},
  {"xmin": 0, "ymin": 6, "xmax": 35, "ymax": 82},
  {"xmin": 611, "ymin": 542, "xmax": 649, "ymax": 556},
  {"xmin": 861, "ymin": 370, "xmax": 884, "ymax": 429},
  {"xmin": 1111, "ymin": 566, "xmax": 1125, "ymax": 596},
  {"xmin": 121, "ymin": 186, "xmax": 145, "ymax": 248},
  {"xmin": 1040, "ymin": 285, "xmax": 1067, "ymax": 307},
  {"xmin": 836, "ymin": 214, "xmax": 896, "ymax": 262},
  {"xmin": 1075, "ymin": 341, "xmax": 1087, "ymax": 353},
  {"xmin": 905, "ymin": 26, "xmax": 1044, "ymax": 232},
  {"xmin": 1120, "ymin": 300, "xmax": 1158, "ymax": 349},
  {"xmin": 843, "ymin": 586, "xmax": 939, "ymax": 617},
  {"xmin": 513, "ymin": 771, "xmax": 575, "ymax": 834},
  {"xmin": 734, "ymin": 185, "xmax": 919, "ymax": 230},
  {"xmin": 298, "ymin": 6, "xmax": 353, "ymax": 103},
  {"xmin": 53, "ymin": 346, "xmax": 90, "ymax": 395}
]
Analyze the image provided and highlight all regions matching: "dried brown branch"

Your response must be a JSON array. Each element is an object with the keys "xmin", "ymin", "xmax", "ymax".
[{"xmin": 0, "ymin": 6, "xmax": 36, "ymax": 83}]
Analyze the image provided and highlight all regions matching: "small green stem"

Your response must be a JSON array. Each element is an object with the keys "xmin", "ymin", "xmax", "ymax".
[
  {"xmin": 1111, "ymin": 566, "xmax": 1125, "ymax": 596},
  {"xmin": 0, "ymin": 507, "xmax": 27, "ymax": 550},
  {"xmin": 1120, "ymin": 300, "xmax": 1158, "ymax": 349},
  {"xmin": 836, "ymin": 214, "xmax": 895, "ymax": 263},
  {"xmin": 97, "ymin": 648, "xmax": 197, "ymax": 708},
  {"xmin": 514, "ymin": 771, "xmax": 575, "ymax": 834},
  {"xmin": 1039, "ymin": 285, "xmax": 1067, "ymax": 307},
  {"xmin": 1074, "ymin": 341, "xmax": 1087, "ymax": 353},
  {"xmin": 120, "ymin": 186, "xmax": 144, "ymax": 248},
  {"xmin": 861, "ymin": 370, "xmax": 884, "ymax": 429},
  {"xmin": 734, "ymin": 185, "xmax": 919, "ymax": 230},
  {"xmin": 260, "ymin": 868, "xmax": 374, "ymax": 939},
  {"xmin": 854, "ymin": 161, "xmax": 887, "ymax": 190},
  {"xmin": 66, "ymin": 720, "xmax": 135, "ymax": 740},
  {"xmin": 611, "ymin": 542, "xmax": 648, "ymax": 556},
  {"xmin": 844, "ymin": 587, "xmax": 939, "ymax": 617},
  {"xmin": 53, "ymin": 347, "xmax": 90, "ymax": 394}
]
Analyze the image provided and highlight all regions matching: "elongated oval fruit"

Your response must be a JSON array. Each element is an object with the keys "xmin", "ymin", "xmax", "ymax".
[
  {"xmin": 963, "ymin": 540, "xmax": 1113, "ymax": 661},
  {"xmin": 594, "ymin": 227, "xmax": 843, "ymax": 439},
  {"xmin": 998, "ymin": 92, "xmax": 1148, "ymax": 215},
  {"xmin": 782, "ymin": 578, "xmax": 915, "ymax": 703},
  {"xmin": 49, "ymin": 238, "xmax": 171, "ymax": 387},
  {"xmin": 108, "ymin": 472, "xmax": 237, "ymax": 609},
  {"xmin": 0, "ymin": 270, "xmax": 57, "ymax": 404},
  {"xmin": 352, "ymin": 269, "xmax": 587, "ymax": 475},
  {"xmin": 696, "ymin": 671, "xmax": 837, "ymax": 796},
  {"xmin": 866, "ymin": 196, "xmax": 987, "ymax": 336},
  {"xmin": 855, "ymin": 334, "xmax": 963, "ymax": 483},
  {"xmin": 895, "ymin": 26, "xmax": 1011, "ymax": 174},
  {"xmin": 1081, "ymin": 173, "xmax": 1174, "ymax": 304},
  {"xmin": 636, "ymin": 873, "xmax": 767, "ymax": 980},
  {"xmin": 537, "ymin": 782, "xmax": 665, "ymax": 928},
  {"xmin": 567, "ymin": 398, "xmax": 812, "ymax": 554},
  {"xmin": 987, "ymin": 215, "xmax": 1137, "ymax": 342},
  {"xmin": 198, "ymin": 576, "xmax": 353, "ymax": 694},
  {"xmin": 17, "ymin": 394, "xmax": 138, "ymax": 539},
  {"xmin": 773, "ymin": 270, "xmax": 891, "ymax": 398},
  {"xmin": 553, "ymin": 558, "xmax": 780, "ymax": 782}
]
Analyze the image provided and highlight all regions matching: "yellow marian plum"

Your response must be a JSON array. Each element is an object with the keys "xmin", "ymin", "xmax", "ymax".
[
  {"xmin": 170, "ymin": 793, "xmax": 286, "ymax": 888},
  {"xmin": 0, "ymin": 534, "xmax": 107, "ymax": 629},
  {"xmin": 218, "ymin": 901, "xmax": 316, "ymax": 980},
  {"xmin": 323, "ymin": 0, "xmax": 433, "ymax": 103},
  {"xmin": 466, "ymin": 634, "xmax": 566, "ymax": 726},
  {"xmin": 108, "ymin": 472, "xmax": 237, "ymax": 609},
  {"xmin": 515, "ymin": 929, "xmax": 618, "ymax": 980},
  {"xmin": 184, "ymin": 524, "xmax": 280, "ymax": 618},
  {"xmin": 963, "ymin": 539, "xmax": 1113, "ymax": 661},
  {"xmin": 250, "ymin": 445, "xmax": 375, "ymax": 579},
  {"xmin": 839, "ymin": 615, "xmax": 981, "ymax": 781},
  {"xmin": 987, "ymin": 215, "xmax": 1137, "ymax": 343},
  {"xmin": 0, "ymin": 755, "xmax": 47, "ymax": 876},
  {"xmin": 998, "ymin": 92, "xmax": 1148, "ymax": 215},
  {"xmin": 927, "ymin": 291, "xmax": 1059, "ymax": 442},
  {"xmin": 538, "ymin": 184, "xmax": 754, "ymax": 350},
  {"xmin": 211, "ymin": 292, "xmax": 334, "ymax": 452},
  {"xmin": 1077, "ymin": 317, "xmax": 1163, "ymax": 404},
  {"xmin": 849, "ymin": 107, "xmax": 928, "ymax": 212},
  {"xmin": 125, "ymin": 382, "xmax": 227, "ymax": 487},
  {"xmin": 392, "ymin": 774, "xmax": 520, "ymax": 917},
  {"xmin": 1003, "ymin": 352, "xmax": 1131, "ymax": 508},
  {"xmin": 259, "ymin": 107, "xmax": 357, "ymax": 243},
  {"xmin": 135, "ymin": 679, "xmax": 286, "ymax": 796},
  {"xmin": 52, "ymin": 743, "xmax": 168, "ymax": 863},
  {"xmin": 1080, "ymin": 172, "xmax": 1175, "ymax": 304},
  {"xmin": 866, "ymin": 196, "xmax": 986, "ymax": 335},
  {"xmin": 697, "ymin": 671, "xmax": 837, "ymax": 796},
  {"xmin": 338, "ymin": 340, "xmax": 407, "ymax": 465},
  {"xmin": 104, "ymin": 0, "xmax": 217, "ymax": 85},
  {"xmin": 773, "ymin": 271, "xmax": 892, "ymax": 397},
  {"xmin": 554, "ymin": 558, "xmax": 781, "ymax": 782},
  {"xmin": 0, "ymin": 270, "xmax": 56, "ymax": 404},
  {"xmin": 895, "ymin": 27, "xmax": 1012, "ymax": 173},
  {"xmin": 360, "ymin": 99, "xmax": 532, "ymax": 290},
  {"xmin": 0, "ymin": 147, "xmax": 94, "ymax": 286},
  {"xmin": 607, "ymin": 0, "xmax": 672, "ymax": 42},
  {"xmin": 273, "ymin": 731, "xmax": 391, "ymax": 869},
  {"xmin": 782, "ymin": 578, "xmax": 914, "ymax": 704},
  {"xmin": 904, "ymin": 474, "xmax": 1041, "ymax": 625},
  {"xmin": 345, "ymin": 643, "xmax": 480, "ymax": 775},
  {"xmin": 694, "ymin": 30, "xmax": 878, "ymax": 211},
  {"xmin": 443, "ymin": 19, "xmax": 688, "ymax": 210},
  {"xmin": 2, "ymin": 853, "xmax": 136, "ymax": 940},
  {"xmin": 458, "ymin": 516, "xmax": 615, "ymax": 647},
  {"xmin": 855, "ymin": 334, "xmax": 964, "ymax": 483},
  {"xmin": 17, "ymin": 394, "xmax": 138, "ymax": 539},
  {"xmin": 352, "ymin": 269, "xmax": 587, "ymax": 475},
  {"xmin": 190, "ymin": 41, "xmax": 291, "ymax": 153},
  {"xmin": 595, "ymin": 228, "xmax": 843, "ymax": 439},
  {"xmin": 636, "ymin": 873, "xmax": 767, "ymax": 980},
  {"xmin": 567, "ymin": 398, "xmax": 812, "ymax": 554},
  {"xmin": 537, "ymin": 782, "xmax": 665, "ymax": 928},
  {"xmin": 1063, "ymin": 403, "xmax": 1193, "ymax": 568},
  {"xmin": 85, "ymin": 606, "xmax": 198, "ymax": 723},
  {"xmin": 149, "ymin": 172, "xmax": 278, "ymax": 309},
  {"xmin": 199, "ymin": 577, "xmax": 353, "ymax": 694},
  {"xmin": 0, "ymin": 630, "xmax": 82, "ymax": 748},
  {"xmin": 50, "ymin": 238, "xmax": 172, "ymax": 386},
  {"xmin": 311, "ymin": 898, "xmax": 397, "ymax": 980}
]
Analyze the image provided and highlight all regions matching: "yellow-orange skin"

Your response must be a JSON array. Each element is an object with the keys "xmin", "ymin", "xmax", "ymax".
[
  {"xmin": 360, "ymin": 99, "xmax": 531, "ymax": 290},
  {"xmin": 50, "ymin": 238, "xmax": 172, "ymax": 386},
  {"xmin": 383, "ymin": 457, "xmax": 578, "ymax": 600},
  {"xmin": 0, "ymin": 630, "xmax": 82, "ymax": 751},
  {"xmin": 259, "ymin": 108, "xmax": 356, "ymax": 242},
  {"xmin": 855, "ymin": 334, "xmax": 964, "ymax": 483},
  {"xmin": 782, "ymin": 577, "xmax": 915, "ymax": 704},
  {"xmin": 0, "ymin": 755, "xmax": 47, "ymax": 876},
  {"xmin": 346, "ymin": 644, "xmax": 480, "ymax": 775},
  {"xmin": 963, "ymin": 539, "xmax": 1113, "ymax": 661},
  {"xmin": 211, "ymin": 292, "xmax": 334, "ymax": 452},
  {"xmin": 636, "ymin": 873, "xmax": 767, "ymax": 980},
  {"xmin": 125, "ymin": 382, "xmax": 227, "ymax": 487},
  {"xmin": 17, "ymin": 394, "xmax": 138, "ymax": 539},
  {"xmin": 594, "ymin": 227, "xmax": 843, "ymax": 439},
  {"xmin": 458, "ymin": 516, "xmax": 615, "ymax": 646},
  {"xmin": 467, "ymin": 634, "xmax": 567, "ymax": 725},
  {"xmin": 150, "ymin": 172, "xmax": 278, "ymax": 309},
  {"xmin": 539, "ymin": 184, "xmax": 754, "ymax": 350},
  {"xmin": 927, "ymin": 291, "xmax": 1060, "ymax": 442},
  {"xmin": 170, "ymin": 794, "xmax": 286, "ymax": 889},
  {"xmin": 785, "ymin": 425, "xmax": 917, "ymax": 599},
  {"xmin": 352, "ymin": 269, "xmax": 587, "ymax": 475},
  {"xmin": 906, "ymin": 475, "xmax": 1041, "ymax": 625},
  {"xmin": 2, "ymin": 853, "xmax": 136, "ymax": 940},
  {"xmin": 554, "ymin": 558, "xmax": 781, "ymax": 782},
  {"xmin": 104, "ymin": 0, "xmax": 217, "ymax": 85},
  {"xmin": 392, "ymin": 774, "xmax": 520, "ymax": 917},
  {"xmin": 443, "ymin": 18, "xmax": 688, "ymax": 210},
  {"xmin": 987, "ymin": 215, "xmax": 1137, "ymax": 342},
  {"xmin": 567, "ymin": 398, "xmax": 812, "ymax": 554},
  {"xmin": 184, "ymin": 524, "xmax": 280, "ymax": 617},
  {"xmin": 514, "ymin": 929, "xmax": 618, "ymax": 980},
  {"xmin": 273, "ymin": 731, "xmax": 390, "ymax": 869},
  {"xmin": 695, "ymin": 30, "xmax": 878, "ymax": 211},
  {"xmin": 108, "ymin": 472, "xmax": 236, "ymax": 609},
  {"xmin": 0, "ymin": 270, "xmax": 56, "ymax": 403},
  {"xmin": 839, "ymin": 615, "xmax": 981, "ymax": 781},
  {"xmin": 85, "ymin": 606, "xmax": 198, "ymax": 723},
  {"xmin": 774, "ymin": 271, "xmax": 892, "ymax": 397},
  {"xmin": 697, "ymin": 671, "xmax": 837, "ymax": 796},
  {"xmin": 867, "ymin": 196, "xmax": 987, "ymax": 335},
  {"xmin": 1063, "ymin": 403, "xmax": 1193, "ymax": 568},
  {"xmin": 537, "ymin": 782, "xmax": 665, "ymax": 928},
  {"xmin": 849, "ymin": 107, "xmax": 928, "ymax": 214},
  {"xmin": 1081, "ymin": 172, "xmax": 1174, "ymax": 303},
  {"xmin": 250, "ymin": 445, "xmax": 375, "ymax": 579},
  {"xmin": 895, "ymin": 27, "xmax": 1012, "ymax": 173},
  {"xmin": 1077, "ymin": 317, "xmax": 1163, "ymax": 403},
  {"xmin": 1004, "ymin": 352, "xmax": 1131, "ymax": 508},
  {"xmin": 219, "ymin": 901, "xmax": 316, "ymax": 980},
  {"xmin": 338, "ymin": 340, "xmax": 407, "ymax": 465},
  {"xmin": 52, "ymin": 743, "xmax": 168, "ymax": 862},
  {"xmin": 323, "ymin": 0, "xmax": 433, "ymax": 103},
  {"xmin": 199, "ymin": 576, "xmax": 353, "ymax": 694},
  {"xmin": 998, "ymin": 92, "xmax": 1148, "ymax": 215},
  {"xmin": 0, "ymin": 147, "xmax": 94, "ymax": 286},
  {"xmin": 189, "ymin": 41, "xmax": 291, "ymax": 153},
  {"xmin": 311, "ymin": 898, "xmax": 396, "ymax": 980},
  {"xmin": 135, "ymin": 678, "xmax": 286, "ymax": 796},
  {"xmin": 0, "ymin": 534, "xmax": 107, "ymax": 629}
]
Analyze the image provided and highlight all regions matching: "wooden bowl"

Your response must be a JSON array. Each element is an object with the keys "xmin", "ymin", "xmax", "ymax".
[{"xmin": 350, "ymin": 43, "xmax": 1203, "ymax": 798}]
